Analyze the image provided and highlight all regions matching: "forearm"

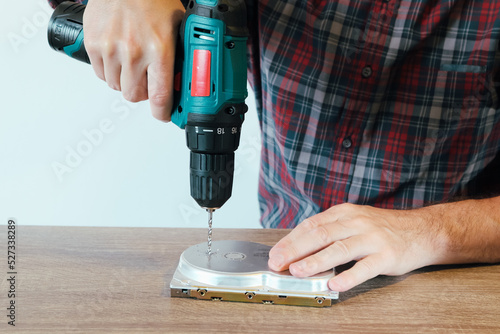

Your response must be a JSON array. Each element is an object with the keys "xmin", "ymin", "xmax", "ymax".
[
  {"xmin": 417, "ymin": 197, "xmax": 500, "ymax": 265},
  {"xmin": 268, "ymin": 196, "xmax": 500, "ymax": 291}
]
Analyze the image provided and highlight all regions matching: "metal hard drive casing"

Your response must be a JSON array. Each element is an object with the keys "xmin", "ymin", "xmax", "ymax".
[{"xmin": 170, "ymin": 240, "xmax": 339, "ymax": 307}]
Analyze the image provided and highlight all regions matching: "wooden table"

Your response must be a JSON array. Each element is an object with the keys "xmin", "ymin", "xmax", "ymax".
[{"xmin": 2, "ymin": 226, "xmax": 499, "ymax": 333}]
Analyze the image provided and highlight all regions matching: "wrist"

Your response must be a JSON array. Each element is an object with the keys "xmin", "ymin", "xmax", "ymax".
[
  {"xmin": 413, "ymin": 198, "xmax": 500, "ymax": 265},
  {"xmin": 411, "ymin": 203, "xmax": 455, "ymax": 265},
  {"xmin": 397, "ymin": 204, "xmax": 450, "ymax": 267}
]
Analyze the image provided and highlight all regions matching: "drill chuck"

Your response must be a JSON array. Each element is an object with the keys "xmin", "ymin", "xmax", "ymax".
[
  {"xmin": 185, "ymin": 106, "xmax": 245, "ymax": 209},
  {"xmin": 190, "ymin": 152, "xmax": 234, "ymax": 209}
]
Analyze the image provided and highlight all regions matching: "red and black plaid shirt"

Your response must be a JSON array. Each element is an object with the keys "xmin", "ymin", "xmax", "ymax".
[{"xmin": 246, "ymin": 0, "xmax": 500, "ymax": 228}]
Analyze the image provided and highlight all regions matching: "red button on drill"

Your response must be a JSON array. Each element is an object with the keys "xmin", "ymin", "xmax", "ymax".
[{"xmin": 191, "ymin": 49, "xmax": 211, "ymax": 97}]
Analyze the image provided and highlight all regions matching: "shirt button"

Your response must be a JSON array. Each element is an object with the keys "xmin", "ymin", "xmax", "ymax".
[
  {"xmin": 361, "ymin": 66, "xmax": 373, "ymax": 78},
  {"xmin": 342, "ymin": 138, "xmax": 352, "ymax": 149}
]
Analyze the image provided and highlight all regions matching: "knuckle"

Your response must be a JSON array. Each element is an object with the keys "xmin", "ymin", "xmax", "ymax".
[
  {"xmin": 123, "ymin": 93, "xmax": 137, "ymax": 103},
  {"xmin": 84, "ymin": 39, "xmax": 99, "ymax": 55},
  {"xmin": 338, "ymin": 202, "xmax": 356, "ymax": 211},
  {"xmin": 148, "ymin": 38, "xmax": 168, "ymax": 56},
  {"xmin": 277, "ymin": 243, "xmax": 300, "ymax": 261},
  {"xmin": 358, "ymin": 259, "xmax": 375, "ymax": 275},
  {"xmin": 350, "ymin": 216, "xmax": 370, "ymax": 229},
  {"xmin": 108, "ymin": 83, "xmax": 121, "ymax": 91},
  {"xmin": 272, "ymin": 238, "xmax": 291, "ymax": 252},
  {"xmin": 312, "ymin": 225, "xmax": 331, "ymax": 245},
  {"xmin": 301, "ymin": 218, "xmax": 319, "ymax": 231},
  {"xmin": 302, "ymin": 258, "xmax": 318, "ymax": 272},
  {"xmin": 124, "ymin": 44, "xmax": 143, "ymax": 65},
  {"xmin": 382, "ymin": 247, "xmax": 399, "ymax": 265},
  {"xmin": 101, "ymin": 40, "xmax": 118, "ymax": 59},
  {"xmin": 123, "ymin": 87, "xmax": 147, "ymax": 103},
  {"xmin": 325, "ymin": 206, "xmax": 338, "ymax": 215},
  {"xmin": 152, "ymin": 112, "xmax": 171, "ymax": 123},
  {"xmin": 150, "ymin": 102, "xmax": 172, "ymax": 122},
  {"xmin": 331, "ymin": 240, "xmax": 350, "ymax": 258},
  {"xmin": 82, "ymin": 29, "xmax": 99, "ymax": 53},
  {"xmin": 149, "ymin": 92, "xmax": 169, "ymax": 107},
  {"xmin": 122, "ymin": 92, "xmax": 135, "ymax": 102},
  {"xmin": 285, "ymin": 244, "xmax": 299, "ymax": 259},
  {"xmin": 268, "ymin": 247, "xmax": 280, "ymax": 258}
]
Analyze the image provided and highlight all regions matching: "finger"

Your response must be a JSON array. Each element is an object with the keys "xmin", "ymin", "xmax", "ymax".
[
  {"xmin": 147, "ymin": 59, "xmax": 173, "ymax": 122},
  {"xmin": 272, "ymin": 204, "xmax": 353, "ymax": 252},
  {"xmin": 289, "ymin": 236, "xmax": 371, "ymax": 277},
  {"xmin": 83, "ymin": 13, "xmax": 104, "ymax": 81},
  {"xmin": 268, "ymin": 220, "xmax": 355, "ymax": 271},
  {"xmin": 87, "ymin": 52, "xmax": 105, "ymax": 81},
  {"xmin": 269, "ymin": 204, "xmax": 364, "ymax": 271},
  {"xmin": 103, "ymin": 57, "xmax": 122, "ymax": 91},
  {"xmin": 270, "ymin": 215, "xmax": 335, "ymax": 258},
  {"xmin": 328, "ymin": 254, "xmax": 384, "ymax": 292},
  {"xmin": 121, "ymin": 63, "xmax": 148, "ymax": 102},
  {"xmin": 104, "ymin": 61, "xmax": 122, "ymax": 91}
]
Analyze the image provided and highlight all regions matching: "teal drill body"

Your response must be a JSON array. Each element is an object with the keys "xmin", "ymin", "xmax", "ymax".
[{"xmin": 171, "ymin": 0, "xmax": 248, "ymax": 129}]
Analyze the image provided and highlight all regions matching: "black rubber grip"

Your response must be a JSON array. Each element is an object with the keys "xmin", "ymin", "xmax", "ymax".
[{"xmin": 47, "ymin": 1, "xmax": 89, "ymax": 64}]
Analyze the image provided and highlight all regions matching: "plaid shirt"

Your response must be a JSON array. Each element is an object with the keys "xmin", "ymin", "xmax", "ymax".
[{"xmin": 246, "ymin": 0, "xmax": 500, "ymax": 228}]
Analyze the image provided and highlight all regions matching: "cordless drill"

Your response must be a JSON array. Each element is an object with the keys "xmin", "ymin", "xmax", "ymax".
[{"xmin": 48, "ymin": 1, "xmax": 248, "ymax": 252}]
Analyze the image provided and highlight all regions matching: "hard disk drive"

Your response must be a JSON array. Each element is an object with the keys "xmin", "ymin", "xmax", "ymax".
[{"xmin": 170, "ymin": 240, "xmax": 338, "ymax": 307}]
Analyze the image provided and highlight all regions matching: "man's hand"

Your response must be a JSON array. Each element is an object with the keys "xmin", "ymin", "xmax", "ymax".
[
  {"xmin": 83, "ymin": 0, "xmax": 185, "ymax": 121},
  {"xmin": 268, "ymin": 199, "xmax": 500, "ymax": 292}
]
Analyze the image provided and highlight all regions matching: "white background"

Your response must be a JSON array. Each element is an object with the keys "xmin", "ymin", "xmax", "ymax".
[{"xmin": 0, "ymin": 0, "xmax": 262, "ymax": 228}]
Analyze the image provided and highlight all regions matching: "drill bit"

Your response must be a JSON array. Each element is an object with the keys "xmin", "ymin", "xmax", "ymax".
[{"xmin": 207, "ymin": 209, "xmax": 214, "ymax": 255}]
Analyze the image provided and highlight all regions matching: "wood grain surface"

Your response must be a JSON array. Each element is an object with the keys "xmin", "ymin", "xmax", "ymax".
[{"xmin": 0, "ymin": 225, "xmax": 499, "ymax": 333}]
